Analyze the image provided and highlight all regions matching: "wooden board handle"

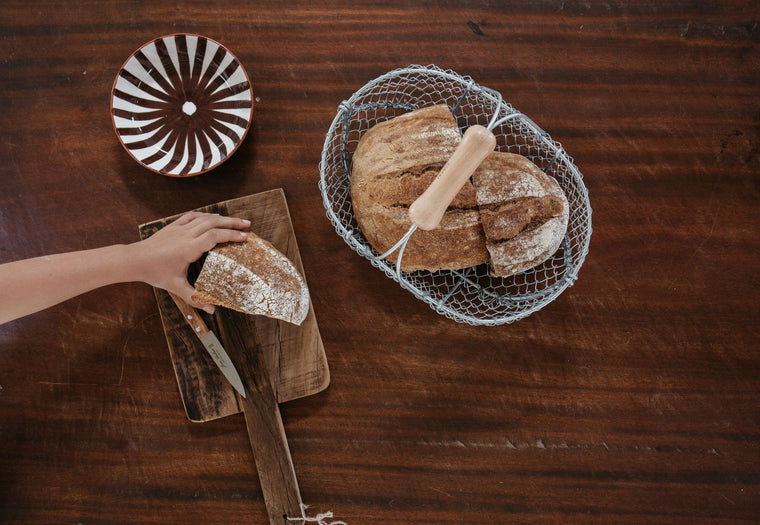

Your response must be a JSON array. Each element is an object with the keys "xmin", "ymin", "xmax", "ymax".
[
  {"xmin": 408, "ymin": 124, "xmax": 496, "ymax": 230},
  {"xmin": 242, "ymin": 393, "xmax": 303, "ymax": 524}
]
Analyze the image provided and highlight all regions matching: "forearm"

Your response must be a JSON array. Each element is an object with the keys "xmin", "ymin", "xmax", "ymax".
[
  {"xmin": 0, "ymin": 213, "xmax": 251, "ymax": 325},
  {"xmin": 0, "ymin": 244, "xmax": 141, "ymax": 324}
]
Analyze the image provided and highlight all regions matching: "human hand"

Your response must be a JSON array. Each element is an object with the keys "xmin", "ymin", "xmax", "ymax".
[{"xmin": 131, "ymin": 212, "xmax": 250, "ymax": 313}]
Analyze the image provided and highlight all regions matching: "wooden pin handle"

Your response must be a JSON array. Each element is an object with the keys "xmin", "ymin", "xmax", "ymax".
[
  {"xmin": 408, "ymin": 124, "xmax": 496, "ymax": 231},
  {"xmin": 168, "ymin": 292, "xmax": 210, "ymax": 337}
]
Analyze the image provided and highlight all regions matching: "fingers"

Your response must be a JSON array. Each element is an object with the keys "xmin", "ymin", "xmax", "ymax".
[
  {"xmin": 197, "ymin": 228, "xmax": 249, "ymax": 253},
  {"xmin": 193, "ymin": 302, "xmax": 216, "ymax": 315},
  {"xmin": 186, "ymin": 213, "xmax": 250, "ymax": 236},
  {"xmin": 173, "ymin": 211, "xmax": 205, "ymax": 225},
  {"xmin": 171, "ymin": 213, "xmax": 251, "ymax": 254},
  {"xmin": 183, "ymin": 214, "xmax": 250, "ymax": 253},
  {"xmin": 174, "ymin": 280, "xmax": 215, "ymax": 314},
  {"xmin": 173, "ymin": 212, "xmax": 250, "ymax": 233},
  {"xmin": 155, "ymin": 213, "xmax": 251, "ymax": 314}
]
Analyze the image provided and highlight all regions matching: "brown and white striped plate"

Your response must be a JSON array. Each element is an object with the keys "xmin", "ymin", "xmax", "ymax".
[{"xmin": 111, "ymin": 34, "xmax": 253, "ymax": 177}]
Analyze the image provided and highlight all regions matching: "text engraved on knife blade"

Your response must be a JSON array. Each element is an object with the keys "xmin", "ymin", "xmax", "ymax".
[{"xmin": 203, "ymin": 337, "xmax": 230, "ymax": 369}]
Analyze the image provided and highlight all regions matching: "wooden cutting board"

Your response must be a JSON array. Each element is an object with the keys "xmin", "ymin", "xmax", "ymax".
[{"xmin": 138, "ymin": 188, "xmax": 329, "ymax": 422}]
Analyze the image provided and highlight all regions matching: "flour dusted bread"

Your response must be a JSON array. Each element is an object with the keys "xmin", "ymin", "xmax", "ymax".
[
  {"xmin": 472, "ymin": 152, "xmax": 569, "ymax": 277},
  {"xmin": 351, "ymin": 105, "xmax": 488, "ymax": 272},
  {"xmin": 192, "ymin": 233, "xmax": 310, "ymax": 325},
  {"xmin": 350, "ymin": 104, "xmax": 569, "ymax": 277}
]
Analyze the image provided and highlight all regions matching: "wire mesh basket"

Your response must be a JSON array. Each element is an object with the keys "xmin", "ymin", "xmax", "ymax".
[{"xmin": 319, "ymin": 65, "xmax": 592, "ymax": 326}]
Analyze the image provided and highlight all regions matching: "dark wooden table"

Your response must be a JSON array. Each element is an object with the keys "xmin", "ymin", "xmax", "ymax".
[{"xmin": 1, "ymin": 1, "xmax": 758, "ymax": 523}]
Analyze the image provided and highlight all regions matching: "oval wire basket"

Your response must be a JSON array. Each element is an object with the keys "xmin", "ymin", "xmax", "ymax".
[{"xmin": 319, "ymin": 65, "xmax": 592, "ymax": 326}]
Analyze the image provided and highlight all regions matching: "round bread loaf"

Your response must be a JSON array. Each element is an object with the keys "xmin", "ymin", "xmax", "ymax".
[
  {"xmin": 351, "ymin": 105, "xmax": 488, "ymax": 272},
  {"xmin": 192, "ymin": 233, "xmax": 310, "ymax": 325},
  {"xmin": 350, "ymin": 104, "xmax": 569, "ymax": 277}
]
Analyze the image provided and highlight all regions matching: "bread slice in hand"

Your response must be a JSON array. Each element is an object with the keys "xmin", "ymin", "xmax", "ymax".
[{"xmin": 191, "ymin": 233, "xmax": 310, "ymax": 325}]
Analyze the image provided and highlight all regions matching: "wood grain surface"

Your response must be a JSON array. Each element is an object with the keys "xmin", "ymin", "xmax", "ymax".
[{"xmin": 1, "ymin": 1, "xmax": 758, "ymax": 524}]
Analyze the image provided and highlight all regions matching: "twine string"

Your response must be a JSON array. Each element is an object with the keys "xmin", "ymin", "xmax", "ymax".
[{"xmin": 286, "ymin": 503, "xmax": 347, "ymax": 525}]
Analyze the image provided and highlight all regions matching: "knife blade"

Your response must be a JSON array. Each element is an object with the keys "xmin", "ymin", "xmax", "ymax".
[{"xmin": 168, "ymin": 293, "xmax": 247, "ymax": 398}]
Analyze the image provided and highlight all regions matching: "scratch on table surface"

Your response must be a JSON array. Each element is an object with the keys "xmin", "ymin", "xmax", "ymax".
[
  {"xmin": 117, "ymin": 309, "xmax": 160, "ymax": 387},
  {"xmin": 37, "ymin": 381, "xmax": 100, "ymax": 387},
  {"xmin": 428, "ymin": 486, "xmax": 453, "ymax": 498},
  {"xmin": 295, "ymin": 436, "xmax": 721, "ymax": 458},
  {"xmin": 64, "ymin": 301, "xmax": 132, "ymax": 328},
  {"xmin": 416, "ymin": 437, "xmax": 722, "ymax": 456},
  {"xmin": 117, "ymin": 334, "xmax": 130, "ymax": 387}
]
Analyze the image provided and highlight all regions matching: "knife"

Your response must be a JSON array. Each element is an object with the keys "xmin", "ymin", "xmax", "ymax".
[{"xmin": 168, "ymin": 293, "xmax": 247, "ymax": 398}]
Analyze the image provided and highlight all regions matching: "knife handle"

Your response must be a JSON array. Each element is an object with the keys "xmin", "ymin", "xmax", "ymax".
[{"xmin": 169, "ymin": 292, "xmax": 210, "ymax": 337}]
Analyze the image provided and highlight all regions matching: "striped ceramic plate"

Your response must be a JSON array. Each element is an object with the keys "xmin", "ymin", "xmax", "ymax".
[{"xmin": 111, "ymin": 34, "xmax": 253, "ymax": 177}]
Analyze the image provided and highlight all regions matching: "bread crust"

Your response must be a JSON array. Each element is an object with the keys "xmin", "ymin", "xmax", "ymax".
[
  {"xmin": 351, "ymin": 105, "xmax": 487, "ymax": 271},
  {"xmin": 191, "ymin": 234, "xmax": 310, "ymax": 325},
  {"xmin": 350, "ymin": 104, "xmax": 569, "ymax": 277},
  {"xmin": 472, "ymin": 152, "xmax": 569, "ymax": 277}
]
